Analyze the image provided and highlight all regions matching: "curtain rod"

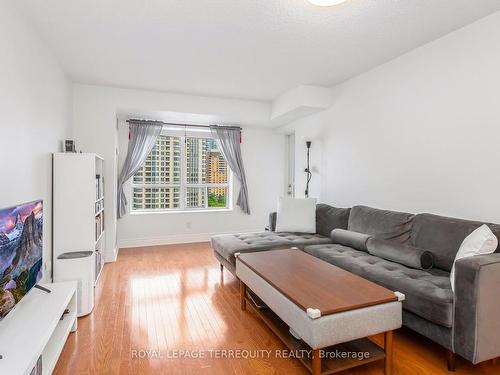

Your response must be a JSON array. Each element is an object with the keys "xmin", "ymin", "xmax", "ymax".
[{"xmin": 126, "ymin": 119, "xmax": 241, "ymax": 130}]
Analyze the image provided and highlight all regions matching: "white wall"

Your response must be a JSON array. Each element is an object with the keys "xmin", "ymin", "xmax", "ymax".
[
  {"xmin": 292, "ymin": 10, "xmax": 500, "ymax": 223},
  {"xmin": 0, "ymin": 0, "xmax": 70, "ymax": 281},
  {"xmin": 71, "ymin": 84, "xmax": 284, "ymax": 253}
]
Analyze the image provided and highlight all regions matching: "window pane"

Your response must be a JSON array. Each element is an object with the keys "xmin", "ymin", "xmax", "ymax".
[
  {"xmin": 186, "ymin": 187, "xmax": 206, "ymax": 209},
  {"xmin": 186, "ymin": 138, "xmax": 228, "ymax": 184},
  {"xmin": 133, "ymin": 135, "xmax": 181, "ymax": 185},
  {"xmin": 132, "ymin": 133, "xmax": 230, "ymax": 212},
  {"xmin": 132, "ymin": 187, "xmax": 180, "ymax": 210},
  {"xmin": 208, "ymin": 187, "xmax": 227, "ymax": 208}
]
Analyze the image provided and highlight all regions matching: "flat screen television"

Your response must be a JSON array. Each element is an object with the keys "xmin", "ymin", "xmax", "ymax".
[{"xmin": 0, "ymin": 200, "xmax": 43, "ymax": 320}]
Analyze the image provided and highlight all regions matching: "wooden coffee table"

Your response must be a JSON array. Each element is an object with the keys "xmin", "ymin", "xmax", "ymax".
[{"xmin": 236, "ymin": 249, "xmax": 403, "ymax": 375}]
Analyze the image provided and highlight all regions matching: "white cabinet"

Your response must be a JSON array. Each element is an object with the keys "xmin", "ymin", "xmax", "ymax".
[
  {"xmin": 0, "ymin": 282, "xmax": 77, "ymax": 375},
  {"xmin": 53, "ymin": 153, "xmax": 105, "ymax": 315}
]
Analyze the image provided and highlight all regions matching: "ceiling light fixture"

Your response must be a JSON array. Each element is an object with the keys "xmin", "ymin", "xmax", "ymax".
[{"xmin": 308, "ymin": 0, "xmax": 347, "ymax": 6}]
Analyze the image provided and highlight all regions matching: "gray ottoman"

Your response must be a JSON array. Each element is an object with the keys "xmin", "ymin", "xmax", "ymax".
[{"xmin": 211, "ymin": 231, "xmax": 331, "ymax": 275}]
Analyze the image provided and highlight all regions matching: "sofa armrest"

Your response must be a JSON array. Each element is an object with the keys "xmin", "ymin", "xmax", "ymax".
[
  {"xmin": 268, "ymin": 212, "xmax": 277, "ymax": 232},
  {"xmin": 453, "ymin": 253, "xmax": 500, "ymax": 364}
]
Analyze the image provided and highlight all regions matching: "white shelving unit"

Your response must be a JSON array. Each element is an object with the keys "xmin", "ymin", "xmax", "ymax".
[
  {"xmin": 0, "ymin": 282, "xmax": 77, "ymax": 375},
  {"xmin": 53, "ymin": 153, "xmax": 105, "ymax": 315}
]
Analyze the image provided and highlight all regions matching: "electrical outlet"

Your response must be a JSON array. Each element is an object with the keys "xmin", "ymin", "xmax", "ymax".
[{"xmin": 186, "ymin": 221, "xmax": 191, "ymax": 229}]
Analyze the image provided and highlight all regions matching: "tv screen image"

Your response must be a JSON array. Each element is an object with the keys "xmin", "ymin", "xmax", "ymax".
[{"xmin": 0, "ymin": 200, "xmax": 43, "ymax": 319}]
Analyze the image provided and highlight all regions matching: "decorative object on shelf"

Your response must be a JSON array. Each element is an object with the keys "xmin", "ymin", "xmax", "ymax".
[
  {"xmin": 64, "ymin": 139, "xmax": 76, "ymax": 152},
  {"xmin": 304, "ymin": 141, "xmax": 312, "ymax": 198}
]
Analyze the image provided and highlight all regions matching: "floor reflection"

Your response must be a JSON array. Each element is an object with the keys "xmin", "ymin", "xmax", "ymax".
[{"xmin": 130, "ymin": 262, "xmax": 227, "ymax": 349}]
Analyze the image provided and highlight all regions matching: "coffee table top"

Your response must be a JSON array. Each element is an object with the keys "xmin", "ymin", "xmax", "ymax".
[{"xmin": 237, "ymin": 249, "xmax": 397, "ymax": 316}]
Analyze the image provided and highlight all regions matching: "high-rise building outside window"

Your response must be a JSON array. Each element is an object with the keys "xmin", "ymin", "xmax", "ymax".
[{"xmin": 131, "ymin": 129, "xmax": 230, "ymax": 212}]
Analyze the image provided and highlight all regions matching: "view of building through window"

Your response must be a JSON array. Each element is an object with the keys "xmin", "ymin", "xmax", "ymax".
[{"xmin": 132, "ymin": 134, "xmax": 229, "ymax": 211}]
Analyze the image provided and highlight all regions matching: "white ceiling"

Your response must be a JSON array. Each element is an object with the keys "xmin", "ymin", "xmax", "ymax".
[{"xmin": 16, "ymin": 0, "xmax": 500, "ymax": 101}]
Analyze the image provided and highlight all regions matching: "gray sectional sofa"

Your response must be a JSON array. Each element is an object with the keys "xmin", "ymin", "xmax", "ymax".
[{"xmin": 211, "ymin": 204, "xmax": 500, "ymax": 370}]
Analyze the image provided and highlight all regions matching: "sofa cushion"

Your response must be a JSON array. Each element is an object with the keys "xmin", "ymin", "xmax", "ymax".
[
  {"xmin": 367, "ymin": 238, "xmax": 434, "ymax": 270},
  {"xmin": 331, "ymin": 229, "xmax": 370, "ymax": 252},
  {"xmin": 348, "ymin": 206, "xmax": 414, "ymax": 244},
  {"xmin": 211, "ymin": 232, "xmax": 331, "ymax": 265},
  {"xmin": 276, "ymin": 197, "xmax": 317, "ymax": 233},
  {"xmin": 316, "ymin": 204, "xmax": 351, "ymax": 237},
  {"xmin": 410, "ymin": 214, "xmax": 500, "ymax": 272},
  {"xmin": 450, "ymin": 224, "xmax": 498, "ymax": 291},
  {"xmin": 304, "ymin": 244, "xmax": 454, "ymax": 328}
]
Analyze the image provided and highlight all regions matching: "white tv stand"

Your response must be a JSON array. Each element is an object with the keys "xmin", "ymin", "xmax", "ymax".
[{"xmin": 0, "ymin": 281, "xmax": 77, "ymax": 375}]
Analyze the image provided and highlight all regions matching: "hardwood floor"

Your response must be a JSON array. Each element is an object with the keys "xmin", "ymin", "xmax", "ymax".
[{"xmin": 54, "ymin": 243, "xmax": 500, "ymax": 374}]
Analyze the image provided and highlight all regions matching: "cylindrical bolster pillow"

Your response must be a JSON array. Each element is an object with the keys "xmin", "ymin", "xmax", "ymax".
[
  {"xmin": 331, "ymin": 229, "xmax": 371, "ymax": 252},
  {"xmin": 367, "ymin": 238, "xmax": 434, "ymax": 270}
]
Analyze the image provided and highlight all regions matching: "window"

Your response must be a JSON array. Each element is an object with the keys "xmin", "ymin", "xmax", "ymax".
[{"xmin": 131, "ymin": 131, "xmax": 230, "ymax": 212}]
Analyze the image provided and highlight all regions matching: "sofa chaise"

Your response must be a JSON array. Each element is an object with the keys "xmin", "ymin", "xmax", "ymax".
[
  {"xmin": 210, "ymin": 204, "xmax": 500, "ymax": 370},
  {"xmin": 212, "ymin": 204, "xmax": 350, "ymax": 275}
]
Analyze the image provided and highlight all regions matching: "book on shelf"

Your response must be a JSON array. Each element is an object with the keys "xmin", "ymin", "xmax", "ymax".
[
  {"xmin": 95, "ymin": 250, "xmax": 103, "ymax": 283},
  {"xmin": 95, "ymin": 213, "xmax": 104, "ymax": 241},
  {"xmin": 95, "ymin": 199, "xmax": 104, "ymax": 214},
  {"xmin": 95, "ymin": 174, "xmax": 104, "ymax": 201}
]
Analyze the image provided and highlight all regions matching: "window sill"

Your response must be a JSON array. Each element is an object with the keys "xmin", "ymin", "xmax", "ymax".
[{"xmin": 130, "ymin": 208, "xmax": 233, "ymax": 215}]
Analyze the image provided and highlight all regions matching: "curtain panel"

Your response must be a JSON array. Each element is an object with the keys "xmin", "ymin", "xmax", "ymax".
[
  {"xmin": 117, "ymin": 122, "xmax": 162, "ymax": 218},
  {"xmin": 210, "ymin": 125, "xmax": 250, "ymax": 214}
]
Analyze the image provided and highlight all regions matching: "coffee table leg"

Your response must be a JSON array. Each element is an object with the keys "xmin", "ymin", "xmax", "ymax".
[
  {"xmin": 312, "ymin": 349, "xmax": 321, "ymax": 375},
  {"xmin": 384, "ymin": 330, "xmax": 393, "ymax": 375},
  {"xmin": 240, "ymin": 281, "xmax": 246, "ymax": 311}
]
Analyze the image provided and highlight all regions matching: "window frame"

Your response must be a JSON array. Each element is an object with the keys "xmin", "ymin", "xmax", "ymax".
[{"xmin": 130, "ymin": 127, "xmax": 233, "ymax": 214}]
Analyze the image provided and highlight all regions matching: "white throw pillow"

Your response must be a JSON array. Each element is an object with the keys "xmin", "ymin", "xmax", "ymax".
[
  {"xmin": 450, "ymin": 224, "xmax": 498, "ymax": 291},
  {"xmin": 275, "ymin": 197, "xmax": 317, "ymax": 233}
]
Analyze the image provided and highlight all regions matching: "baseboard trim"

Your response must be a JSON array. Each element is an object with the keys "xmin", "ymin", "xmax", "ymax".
[
  {"xmin": 104, "ymin": 247, "xmax": 118, "ymax": 263},
  {"xmin": 118, "ymin": 230, "xmax": 261, "ymax": 249}
]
